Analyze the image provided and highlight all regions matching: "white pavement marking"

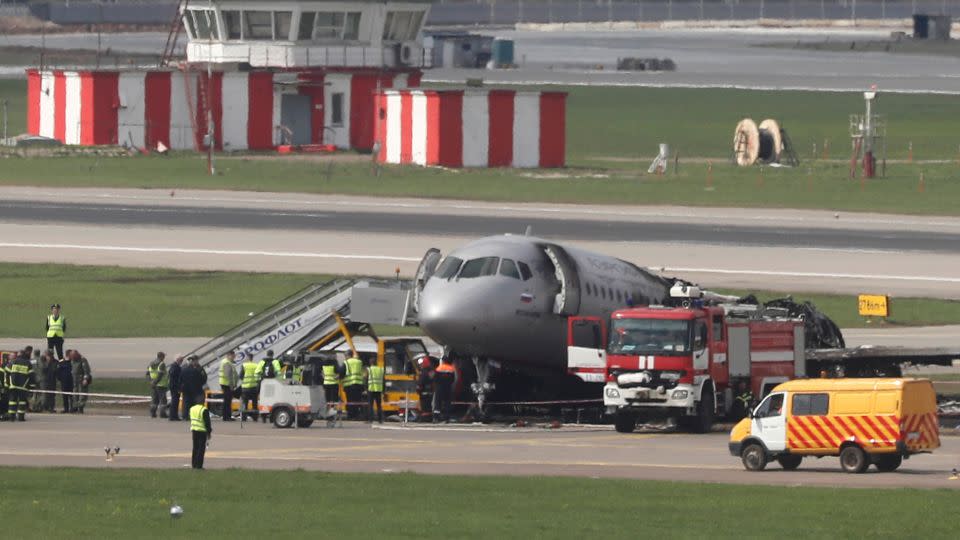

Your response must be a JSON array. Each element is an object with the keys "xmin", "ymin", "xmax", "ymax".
[
  {"xmin": 662, "ymin": 267, "xmax": 960, "ymax": 284},
  {"xmin": 0, "ymin": 242, "xmax": 421, "ymax": 262}
]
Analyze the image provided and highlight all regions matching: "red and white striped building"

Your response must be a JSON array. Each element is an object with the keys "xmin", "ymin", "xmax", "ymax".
[
  {"xmin": 374, "ymin": 89, "xmax": 566, "ymax": 168},
  {"xmin": 25, "ymin": 2, "xmax": 568, "ymax": 168},
  {"xmin": 26, "ymin": 68, "xmax": 420, "ymax": 152}
]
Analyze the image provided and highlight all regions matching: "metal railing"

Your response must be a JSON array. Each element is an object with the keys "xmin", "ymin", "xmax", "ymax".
[{"xmin": 187, "ymin": 278, "xmax": 357, "ymax": 372}]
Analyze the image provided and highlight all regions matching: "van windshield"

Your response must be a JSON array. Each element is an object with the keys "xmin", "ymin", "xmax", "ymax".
[{"xmin": 608, "ymin": 318, "xmax": 690, "ymax": 356}]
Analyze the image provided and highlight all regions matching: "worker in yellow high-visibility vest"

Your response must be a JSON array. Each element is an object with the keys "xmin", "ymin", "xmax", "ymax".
[
  {"xmin": 366, "ymin": 360, "xmax": 385, "ymax": 424},
  {"xmin": 218, "ymin": 351, "xmax": 238, "ymax": 422},
  {"xmin": 189, "ymin": 403, "xmax": 212, "ymax": 469},
  {"xmin": 240, "ymin": 357, "xmax": 259, "ymax": 421},
  {"xmin": 45, "ymin": 303, "xmax": 66, "ymax": 361},
  {"xmin": 343, "ymin": 355, "xmax": 364, "ymax": 420}
]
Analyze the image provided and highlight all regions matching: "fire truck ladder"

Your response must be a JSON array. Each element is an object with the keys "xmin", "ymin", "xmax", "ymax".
[
  {"xmin": 190, "ymin": 278, "xmax": 359, "ymax": 375},
  {"xmin": 159, "ymin": 0, "xmax": 189, "ymax": 68}
]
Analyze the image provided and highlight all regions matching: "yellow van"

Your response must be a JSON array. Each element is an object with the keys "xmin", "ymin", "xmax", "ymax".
[{"xmin": 729, "ymin": 378, "xmax": 939, "ymax": 473}]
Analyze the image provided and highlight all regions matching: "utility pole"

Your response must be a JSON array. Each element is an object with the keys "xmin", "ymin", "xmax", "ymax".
[
  {"xmin": 207, "ymin": 0, "xmax": 216, "ymax": 175},
  {"xmin": 2, "ymin": 100, "xmax": 8, "ymax": 141}
]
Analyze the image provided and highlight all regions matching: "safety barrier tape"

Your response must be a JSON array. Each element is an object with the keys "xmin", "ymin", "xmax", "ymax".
[{"xmin": 25, "ymin": 388, "xmax": 151, "ymax": 402}]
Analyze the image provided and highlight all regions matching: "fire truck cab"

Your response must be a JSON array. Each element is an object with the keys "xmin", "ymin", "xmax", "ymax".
[{"xmin": 569, "ymin": 292, "xmax": 805, "ymax": 433}]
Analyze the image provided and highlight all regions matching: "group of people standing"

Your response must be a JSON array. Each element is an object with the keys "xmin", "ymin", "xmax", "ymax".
[
  {"xmin": 145, "ymin": 352, "xmax": 208, "ymax": 421},
  {"xmin": 0, "ymin": 304, "xmax": 92, "ymax": 421}
]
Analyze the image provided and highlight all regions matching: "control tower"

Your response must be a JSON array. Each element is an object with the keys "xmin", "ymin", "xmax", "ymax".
[{"xmin": 180, "ymin": 1, "xmax": 430, "ymax": 69}]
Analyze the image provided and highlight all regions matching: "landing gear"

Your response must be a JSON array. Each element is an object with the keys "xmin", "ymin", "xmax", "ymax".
[{"xmin": 468, "ymin": 356, "xmax": 497, "ymax": 421}]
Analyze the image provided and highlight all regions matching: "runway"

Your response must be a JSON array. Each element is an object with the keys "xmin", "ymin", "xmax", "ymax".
[
  {"xmin": 4, "ymin": 28, "xmax": 960, "ymax": 93},
  {"xmin": 2, "ymin": 187, "xmax": 960, "ymax": 298},
  {"xmin": 1, "ymin": 414, "xmax": 957, "ymax": 489}
]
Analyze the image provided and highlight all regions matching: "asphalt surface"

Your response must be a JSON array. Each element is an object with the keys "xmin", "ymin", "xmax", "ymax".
[
  {"xmin": 423, "ymin": 28, "xmax": 960, "ymax": 94},
  {"xmin": 5, "ymin": 28, "xmax": 960, "ymax": 93},
  {"xmin": 2, "ymin": 188, "xmax": 960, "ymax": 298},
  {"xmin": 3, "ymin": 199, "xmax": 959, "ymax": 254},
  {"xmin": 1, "ymin": 414, "xmax": 957, "ymax": 489}
]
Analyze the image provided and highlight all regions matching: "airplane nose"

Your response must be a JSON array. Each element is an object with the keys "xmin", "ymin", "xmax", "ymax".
[
  {"xmin": 417, "ymin": 292, "xmax": 462, "ymax": 345},
  {"xmin": 417, "ymin": 281, "xmax": 491, "ymax": 346}
]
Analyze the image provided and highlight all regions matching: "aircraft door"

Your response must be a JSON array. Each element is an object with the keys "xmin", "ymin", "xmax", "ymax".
[
  {"xmin": 542, "ymin": 244, "xmax": 581, "ymax": 316},
  {"xmin": 412, "ymin": 248, "xmax": 441, "ymax": 314},
  {"xmin": 567, "ymin": 316, "xmax": 606, "ymax": 383}
]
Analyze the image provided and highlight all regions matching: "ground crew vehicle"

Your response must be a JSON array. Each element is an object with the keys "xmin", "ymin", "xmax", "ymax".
[
  {"xmin": 257, "ymin": 378, "xmax": 326, "ymax": 428},
  {"xmin": 303, "ymin": 312, "xmax": 428, "ymax": 416},
  {"xmin": 729, "ymin": 378, "xmax": 940, "ymax": 473},
  {"xmin": 570, "ymin": 292, "xmax": 805, "ymax": 433}
]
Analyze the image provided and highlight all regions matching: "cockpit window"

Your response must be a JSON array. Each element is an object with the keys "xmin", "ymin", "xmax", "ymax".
[
  {"xmin": 517, "ymin": 261, "xmax": 533, "ymax": 281},
  {"xmin": 498, "ymin": 258, "xmax": 520, "ymax": 279},
  {"xmin": 435, "ymin": 256, "xmax": 462, "ymax": 280},
  {"xmin": 458, "ymin": 257, "xmax": 500, "ymax": 279}
]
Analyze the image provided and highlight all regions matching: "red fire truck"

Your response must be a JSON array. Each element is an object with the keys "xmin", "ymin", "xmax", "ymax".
[{"xmin": 568, "ymin": 297, "xmax": 805, "ymax": 433}]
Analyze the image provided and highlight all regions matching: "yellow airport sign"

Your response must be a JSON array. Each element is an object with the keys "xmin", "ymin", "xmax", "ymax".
[{"xmin": 858, "ymin": 294, "xmax": 890, "ymax": 317}]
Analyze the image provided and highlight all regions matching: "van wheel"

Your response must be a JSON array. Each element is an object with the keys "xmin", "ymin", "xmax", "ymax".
[
  {"xmin": 839, "ymin": 445, "xmax": 869, "ymax": 473},
  {"xmin": 614, "ymin": 410, "xmax": 636, "ymax": 433},
  {"xmin": 296, "ymin": 415, "xmax": 314, "ymax": 428},
  {"xmin": 874, "ymin": 454, "xmax": 902, "ymax": 472},
  {"xmin": 273, "ymin": 407, "xmax": 294, "ymax": 429},
  {"xmin": 741, "ymin": 443, "xmax": 767, "ymax": 471},
  {"xmin": 776, "ymin": 455, "xmax": 803, "ymax": 471}
]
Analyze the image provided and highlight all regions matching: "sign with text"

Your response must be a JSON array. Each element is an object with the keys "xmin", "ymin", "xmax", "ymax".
[{"xmin": 858, "ymin": 294, "xmax": 890, "ymax": 317}]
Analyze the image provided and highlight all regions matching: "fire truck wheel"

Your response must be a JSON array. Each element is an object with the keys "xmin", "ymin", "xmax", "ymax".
[
  {"xmin": 273, "ymin": 407, "xmax": 294, "ymax": 429},
  {"xmin": 741, "ymin": 443, "xmax": 768, "ymax": 471},
  {"xmin": 873, "ymin": 454, "xmax": 902, "ymax": 472},
  {"xmin": 690, "ymin": 388, "xmax": 714, "ymax": 433},
  {"xmin": 839, "ymin": 445, "xmax": 869, "ymax": 473},
  {"xmin": 776, "ymin": 455, "xmax": 803, "ymax": 471},
  {"xmin": 613, "ymin": 410, "xmax": 636, "ymax": 433}
]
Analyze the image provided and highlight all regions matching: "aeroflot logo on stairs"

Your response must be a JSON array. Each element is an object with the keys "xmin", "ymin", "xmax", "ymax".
[{"xmin": 235, "ymin": 319, "xmax": 304, "ymax": 361}]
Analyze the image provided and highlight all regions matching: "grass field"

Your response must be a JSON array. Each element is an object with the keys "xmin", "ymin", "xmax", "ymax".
[
  {"xmin": 1, "ymin": 263, "xmax": 959, "ymax": 338},
  {"xmin": 2, "ymin": 79, "xmax": 960, "ymax": 213},
  {"xmin": 0, "ymin": 79, "xmax": 25, "ymax": 139},
  {"xmin": 2, "ymin": 468, "xmax": 958, "ymax": 539}
]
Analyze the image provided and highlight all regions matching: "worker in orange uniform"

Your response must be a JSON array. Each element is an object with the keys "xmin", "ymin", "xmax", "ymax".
[{"xmin": 433, "ymin": 357, "xmax": 456, "ymax": 423}]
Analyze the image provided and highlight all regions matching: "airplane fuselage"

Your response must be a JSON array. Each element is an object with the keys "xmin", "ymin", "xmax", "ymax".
[{"xmin": 417, "ymin": 235, "xmax": 673, "ymax": 373}]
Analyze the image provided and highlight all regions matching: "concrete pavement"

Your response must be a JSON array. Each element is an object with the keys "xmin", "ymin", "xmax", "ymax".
[{"xmin": 0, "ymin": 414, "xmax": 957, "ymax": 489}]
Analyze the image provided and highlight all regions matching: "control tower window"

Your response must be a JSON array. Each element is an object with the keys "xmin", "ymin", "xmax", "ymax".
[
  {"xmin": 298, "ymin": 12, "xmax": 316, "ymax": 40},
  {"xmin": 315, "ymin": 12, "xmax": 345, "ymax": 39},
  {"xmin": 274, "ymin": 11, "xmax": 293, "ymax": 41},
  {"xmin": 344, "ymin": 12, "xmax": 361, "ymax": 40},
  {"xmin": 459, "ymin": 257, "xmax": 499, "ymax": 279},
  {"xmin": 222, "ymin": 10, "xmax": 242, "ymax": 40},
  {"xmin": 183, "ymin": 11, "xmax": 197, "ymax": 39},
  {"xmin": 383, "ymin": 11, "xmax": 424, "ymax": 41},
  {"xmin": 498, "ymin": 258, "xmax": 520, "ymax": 280},
  {"xmin": 244, "ymin": 11, "xmax": 273, "ymax": 40},
  {"xmin": 191, "ymin": 10, "xmax": 214, "ymax": 40}
]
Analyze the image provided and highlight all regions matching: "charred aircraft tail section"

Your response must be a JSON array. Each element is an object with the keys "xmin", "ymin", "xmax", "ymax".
[{"xmin": 738, "ymin": 295, "xmax": 846, "ymax": 349}]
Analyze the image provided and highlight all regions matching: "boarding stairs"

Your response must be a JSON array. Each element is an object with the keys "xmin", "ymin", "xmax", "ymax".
[
  {"xmin": 189, "ymin": 278, "xmax": 417, "ymax": 388},
  {"xmin": 191, "ymin": 279, "xmax": 356, "ymax": 382}
]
